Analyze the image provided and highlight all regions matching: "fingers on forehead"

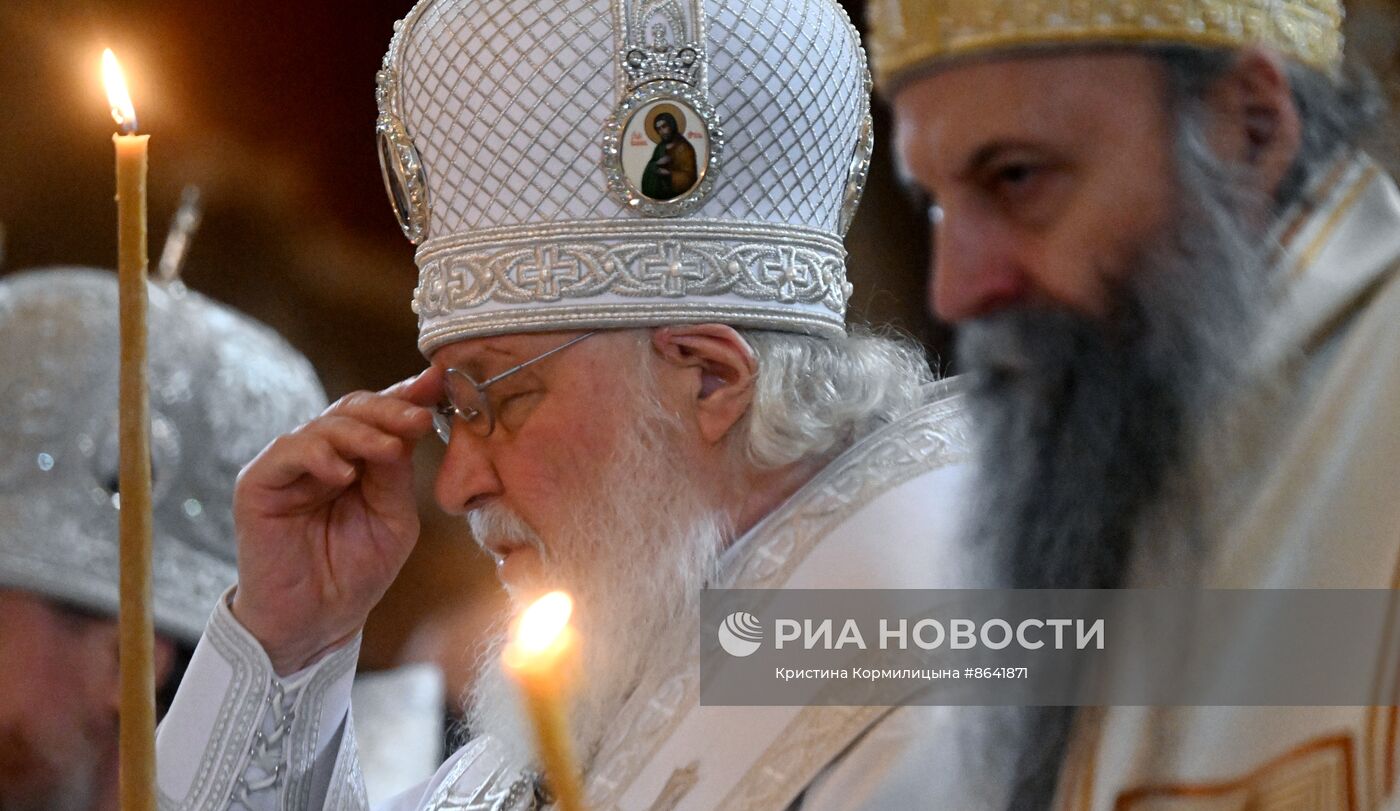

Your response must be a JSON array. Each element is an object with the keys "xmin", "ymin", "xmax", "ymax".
[
  {"xmin": 381, "ymin": 367, "xmax": 445, "ymax": 400},
  {"xmin": 326, "ymin": 391, "xmax": 424, "ymax": 433}
]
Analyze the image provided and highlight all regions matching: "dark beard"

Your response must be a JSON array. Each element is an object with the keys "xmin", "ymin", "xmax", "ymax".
[
  {"xmin": 956, "ymin": 139, "xmax": 1268, "ymax": 807},
  {"xmin": 960, "ymin": 163, "xmax": 1265, "ymax": 591},
  {"xmin": 960, "ymin": 295, "xmax": 1184, "ymax": 592}
]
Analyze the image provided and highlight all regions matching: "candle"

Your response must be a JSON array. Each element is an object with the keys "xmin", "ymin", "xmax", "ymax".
[
  {"xmin": 502, "ymin": 591, "xmax": 588, "ymax": 811},
  {"xmin": 102, "ymin": 47, "xmax": 156, "ymax": 811}
]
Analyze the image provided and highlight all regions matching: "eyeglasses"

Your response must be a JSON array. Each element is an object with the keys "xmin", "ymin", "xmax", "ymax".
[{"xmin": 433, "ymin": 331, "xmax": 597, "ymax": 442}]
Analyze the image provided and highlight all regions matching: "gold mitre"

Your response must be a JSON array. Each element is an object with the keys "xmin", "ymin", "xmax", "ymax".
[{"xmin": 868, "ymin": 0, "xmax": 1345, "ymax": 89}]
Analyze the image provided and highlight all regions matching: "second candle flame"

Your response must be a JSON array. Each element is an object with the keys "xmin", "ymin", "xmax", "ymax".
[
  {"xmin": 102, "ymin": 49, "xmax": 138, "ymax": 134},
  {"xmin": 504, "ymin": 591, "xmax": 575, "ymax": 668}
]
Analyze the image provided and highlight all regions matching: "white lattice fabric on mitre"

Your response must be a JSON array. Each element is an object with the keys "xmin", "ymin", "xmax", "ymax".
[{"xmin": 375, "ymin": 0, "xmax": 874, "ymax": 354}]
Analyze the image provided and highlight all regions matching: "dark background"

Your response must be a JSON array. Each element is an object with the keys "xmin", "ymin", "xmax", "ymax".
[{"xmin": 2, "ymin": 0, "xmax": 1396, "ymax": 701}]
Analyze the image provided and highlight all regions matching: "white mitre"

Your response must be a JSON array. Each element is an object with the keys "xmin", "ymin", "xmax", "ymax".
[
  {"xmin": 374, "ymin": 0, "xmax": 874, "ymax": 353},
  {"xmin": 0, "ymin": 268, "xmax": 327, "ymax": 643}
]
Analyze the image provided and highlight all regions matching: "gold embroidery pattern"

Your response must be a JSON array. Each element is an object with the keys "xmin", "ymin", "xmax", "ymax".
[
  {"xmin": 1112, "ymin": 733, "xmax": 1356, "ymax": 810},
  {"xmin": 867, "ymin": 0, "xmax": 1344, "ymax": 87}
]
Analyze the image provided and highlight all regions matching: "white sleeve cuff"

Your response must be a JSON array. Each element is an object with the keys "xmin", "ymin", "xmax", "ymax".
[{"xmin": 156, "ymin": 586, "xmax": 361, "ymax": 810}]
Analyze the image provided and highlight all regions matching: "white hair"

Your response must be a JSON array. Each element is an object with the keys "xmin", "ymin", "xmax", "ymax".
[{"xmin": 736, "ymin": 327, "xmax": 937, "ymax": 468}]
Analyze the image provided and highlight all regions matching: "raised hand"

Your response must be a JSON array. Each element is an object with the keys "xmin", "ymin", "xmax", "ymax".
[{"xmin": 230, "ymin": 368, "xmax": 442, "ymax": 674}]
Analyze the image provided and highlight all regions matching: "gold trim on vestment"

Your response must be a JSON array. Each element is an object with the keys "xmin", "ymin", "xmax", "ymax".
[
  {"xmin": 1111, "ymin": 733, "xmax": 1356, "ymax": 809},
  {"xmin": 1293, "ymin": 164, "xmax": 1383, "ymax": 281},
  {"xmin": 1057, "ymin": 157, "xmax": 1400, "ymax": 811}
]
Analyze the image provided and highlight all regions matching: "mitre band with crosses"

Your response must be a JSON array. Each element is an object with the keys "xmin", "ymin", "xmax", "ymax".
[
  {"xmin": 867, "ymin": 0, "xmax": 1346, "ymax": 90},
  {"xmin": 374, "ymin": 0, "xmax": 875, "ymax": 355}
]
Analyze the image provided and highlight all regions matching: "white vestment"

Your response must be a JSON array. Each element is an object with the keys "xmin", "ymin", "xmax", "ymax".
[
  {"xmin": 1052, "ymin": 156, "xmax": 1400, "ymax": 810},
  {"xmin": 351, "ymin": 665, "xmax": 445, "ymax": 804},
  {"xmin": 153, "ymin": 380, "xmax": 995, "ymax": 810}
]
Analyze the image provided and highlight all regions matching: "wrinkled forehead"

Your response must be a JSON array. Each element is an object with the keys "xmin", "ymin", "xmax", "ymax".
[
  {"xmin": 430, "ymin": 334, "xmax": 534, "ymax": 377},
  {"xmin": 428, "ymin": 330, "xmax": 612, "ymax": 379}
]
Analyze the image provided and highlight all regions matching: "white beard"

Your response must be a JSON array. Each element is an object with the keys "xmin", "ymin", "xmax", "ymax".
[{"xmin": 465, "ymin": 391, "xmax": 727, "ymax": 774}]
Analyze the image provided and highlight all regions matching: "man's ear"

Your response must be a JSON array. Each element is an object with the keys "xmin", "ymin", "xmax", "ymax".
[
  {"xmin": 1200, "ymin": 47, "xmax": 1302, "ymax": 202},
  {"xmin": 651, "ymin": 324, "xmax": 757, "ymax": 444}
]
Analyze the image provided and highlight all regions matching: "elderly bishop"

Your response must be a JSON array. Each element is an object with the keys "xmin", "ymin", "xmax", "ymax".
[{"xmin": 153, "ymin": 0, "xmax": 984, "ymax": 808}]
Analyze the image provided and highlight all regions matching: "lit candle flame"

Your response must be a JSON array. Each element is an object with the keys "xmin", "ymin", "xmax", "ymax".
[
  {"xmin": 502, "ymin": 590, "xmax": 586, "ymax": 810},
  {"xmin": 102, "ymin": 49, "xmax": 138, "ymax": 134},
  {"xmin": 504, "ymin": 591, "xmax": 574, "ymax": 668}
]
